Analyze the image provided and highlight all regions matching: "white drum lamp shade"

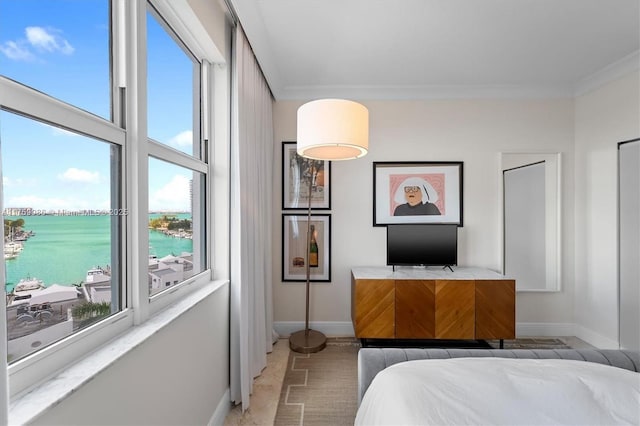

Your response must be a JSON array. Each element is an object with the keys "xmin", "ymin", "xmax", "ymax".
[{"xmin": 297, "ymin": 99, "xmax": 369, "ymax": 161}]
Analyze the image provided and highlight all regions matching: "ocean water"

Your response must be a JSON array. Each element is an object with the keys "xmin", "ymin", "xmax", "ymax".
[{"xmin": 4, "ymin": 214, "xmax": 192, "ymax": 293}]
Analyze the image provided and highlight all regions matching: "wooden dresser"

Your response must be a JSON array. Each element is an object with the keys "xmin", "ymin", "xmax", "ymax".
[{"xmin": 351, "ymin": 266, "xmax": 515, "ymax": 345}]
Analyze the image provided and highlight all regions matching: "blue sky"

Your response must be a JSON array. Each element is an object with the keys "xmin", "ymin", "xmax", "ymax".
[{"xmin": 1, "ymin": 0, "xmax": 195, "ymax": 212}]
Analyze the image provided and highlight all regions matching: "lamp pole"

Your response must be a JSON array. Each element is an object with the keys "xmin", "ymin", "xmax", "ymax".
[{"xmin": 289, "ymin": 164, "xmax": 327, "ymax": 353}]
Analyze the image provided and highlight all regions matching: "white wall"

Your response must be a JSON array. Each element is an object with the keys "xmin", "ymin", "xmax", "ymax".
[
  {"xmin": 574, "ymin": 71, "xmax": 640, "ymax": 348},
  {"xmin": 29, "ymin": 285, "xmax": 230, "ymax": 426},
  {"xmin": 273, "ymin": 98, "xmax": 576, "ymax": 335}
]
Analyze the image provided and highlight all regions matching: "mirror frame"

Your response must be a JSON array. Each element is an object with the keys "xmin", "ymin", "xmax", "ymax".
[{"xmin": 500, "ymin": 152, "xmax": 561, "ymax": 292}]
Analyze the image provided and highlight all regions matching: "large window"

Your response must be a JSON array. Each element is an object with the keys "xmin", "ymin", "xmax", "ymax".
[{"xmin": 1, "ymin": 0, "xmax": 213, "ymax": 397}]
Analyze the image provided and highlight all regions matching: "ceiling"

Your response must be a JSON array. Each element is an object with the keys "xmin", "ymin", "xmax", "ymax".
[{"xmin": 228, "ymin": 0, "xmax": 639, "ymax": 100}]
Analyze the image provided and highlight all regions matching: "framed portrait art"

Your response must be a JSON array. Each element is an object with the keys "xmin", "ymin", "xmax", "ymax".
[
  {"xmin": 282, "ymin": 214, "xmax": 331, "ymax": 282},
  {"xmin": 373, "ymin": 161, "xmax": 463, "ymax": 226},
  {"xmin": 282, "ymin": 141, "xmax": 331, "ymax": 210}
]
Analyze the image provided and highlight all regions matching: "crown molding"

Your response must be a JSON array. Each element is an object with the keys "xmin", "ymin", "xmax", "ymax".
[
  {"xmin": 274, "ymin": 84, "xmax": 574, "ymax": 101},
  {"xmin": 574, "ymin": 50, "xmax": 640, "ymax": 97}
]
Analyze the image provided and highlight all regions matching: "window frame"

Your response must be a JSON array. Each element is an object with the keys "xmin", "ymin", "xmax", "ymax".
[{"xmin": 1, "ymin": 0, "xmax": 216, "ymax": 399}]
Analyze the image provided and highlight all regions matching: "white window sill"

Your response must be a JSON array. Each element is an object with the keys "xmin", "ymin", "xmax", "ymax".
[{"xmin": 8, "ymin": 279, "xmax": 228, "ymax": 425}]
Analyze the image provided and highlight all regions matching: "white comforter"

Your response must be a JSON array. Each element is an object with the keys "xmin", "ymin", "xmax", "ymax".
[{"xmin": 355, "ymin": 357, "xmax": 640, "ymax": 425}]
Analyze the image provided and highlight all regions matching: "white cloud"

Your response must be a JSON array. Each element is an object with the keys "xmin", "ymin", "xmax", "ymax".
[
  {"xmin": 25, "ymin": 26, "xmax": 74, "ymax": 55},
  {"xmin": 58, "ymin": 168, "xmax": 100, "ymax": 184},
  {"xmin": 0, "ymin": 40, "xmax": 34, "ymax": 61},
  {"xmin": 150, "ymin": 175, "xmax": 191, "ymax": 211},
  {"xmin": 169, "ymin": 130, "xmax": 193, "ymax": 148},
  {"xmin": 2, "ymin": 176, "xmax": 38, "ymax": 187},
  {"xmin": 0, "ymin": 26, "xmax": 74, "ymax": 61}
]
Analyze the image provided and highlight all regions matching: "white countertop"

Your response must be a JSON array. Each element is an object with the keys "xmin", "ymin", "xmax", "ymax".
[{"xmin": 351, "ymin": 266, "xmax": 512, "ymax": 280}]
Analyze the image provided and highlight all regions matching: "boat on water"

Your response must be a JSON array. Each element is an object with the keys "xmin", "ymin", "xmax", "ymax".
[
  {"xmin": 4, "ymin": 251, "xmax": 18, "ymax": 260},
  {"xmin": 7, "ymin": 276, "xmax": 46, "ymax": 307},
  {"xmin": 85, "ymin": 265, "xmax": 111, "ymax": 284},
  {"xmin": 4, "ymin": 241, "xmax": 23, "ymax": 259}
]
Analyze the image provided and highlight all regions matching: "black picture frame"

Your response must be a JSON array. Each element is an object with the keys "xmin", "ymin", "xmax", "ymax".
[
  {"xmin": 281, "ymin": 213, "xmax": 331, "ymax": 282},
  {"xmin": 282, "ymin": 141, "xmax": 331, "ymax": 210},
  {"xmin": 373, "ymin": 161, "xmax": 463, "ymax": 226}
]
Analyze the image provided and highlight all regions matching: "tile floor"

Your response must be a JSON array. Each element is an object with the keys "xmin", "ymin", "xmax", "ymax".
[
  {"xmin": 224, "ymin": 338, "xmax": 290, "ymax": 426},
  {"xmin": 223, "ymin": 336, "xmax": 594, "ymax": 425}
]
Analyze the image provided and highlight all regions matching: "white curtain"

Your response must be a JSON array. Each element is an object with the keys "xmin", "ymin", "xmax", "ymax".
[{"xmin": 229, "ymin": 25, "xmax": 275, "ymax": 411}]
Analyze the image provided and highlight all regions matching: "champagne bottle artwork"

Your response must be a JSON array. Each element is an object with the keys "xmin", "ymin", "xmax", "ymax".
[{"xmin": 309, "ymin": 224, "xmax": 319, "ymax": 267}]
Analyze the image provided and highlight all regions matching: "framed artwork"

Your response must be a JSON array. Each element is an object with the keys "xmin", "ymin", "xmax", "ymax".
[
  {"xmin": 282, "ymin": 141, "xmax": 331, "ymax": 210},
  {"xmin": 373, "ymin": 161, "xmax": 463, "ymax": 226},
  {"xmin": 282, "ymin": 213, "xmax": 331, "ymax": 282}
]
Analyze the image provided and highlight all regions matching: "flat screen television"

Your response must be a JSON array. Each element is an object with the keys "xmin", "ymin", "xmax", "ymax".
[{"xmin": 386, "ymin": 224, "xmax": 458, "ymax": 267}]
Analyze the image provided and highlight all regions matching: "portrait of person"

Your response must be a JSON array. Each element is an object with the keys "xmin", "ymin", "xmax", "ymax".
[{"xmin": 393, "ymin": 176, "xmax": 441, "ymax": 216}]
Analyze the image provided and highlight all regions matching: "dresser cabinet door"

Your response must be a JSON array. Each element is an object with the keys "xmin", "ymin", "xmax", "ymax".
[
  {"xmin": 475, "ymin": 280, "xmax": 516, "ymax": 339},
  {"xmin": 352, "ymin": 278, "xmax": 395, "ymax": 338},
  {"xmin": 435, "ymin": 280, "xmax": 475, "ymax": 339},
  {"xmin": 395, "ymin": 280, "xmax": 436, "ymax": 338}
]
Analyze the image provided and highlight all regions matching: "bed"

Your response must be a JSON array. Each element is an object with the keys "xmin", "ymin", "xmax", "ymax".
[{"xmin": 356, "ymin": 348, "xmax": 640, "ymax": 425}]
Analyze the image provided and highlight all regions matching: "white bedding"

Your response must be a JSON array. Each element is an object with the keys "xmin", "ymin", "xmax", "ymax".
[{"xmin": 355, "ymin": 357, "xmax": 640, "ymax": 425}]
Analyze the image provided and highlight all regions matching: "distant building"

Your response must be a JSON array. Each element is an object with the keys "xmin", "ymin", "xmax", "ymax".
[{"xmin": 148, "ymin": 253, "xmax": 194, "ymax": 296}]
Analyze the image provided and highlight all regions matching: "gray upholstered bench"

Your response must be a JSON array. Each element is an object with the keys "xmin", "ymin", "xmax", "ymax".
[{"xmin": 357, "ymin": 348, "xmax": 640, "ymax": 405}]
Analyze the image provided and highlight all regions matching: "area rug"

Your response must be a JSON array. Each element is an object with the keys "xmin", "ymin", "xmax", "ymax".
[
  {"xmin": 273, "ymin": 338, "xmax": 359, "ymax": 426},
  {"xmin": 487, "ymin": 337, "xmax": 571, "ymax": 349},
  {"xmin": 273, "ymin": 337, "xmax": 571, "ymax": 426}
]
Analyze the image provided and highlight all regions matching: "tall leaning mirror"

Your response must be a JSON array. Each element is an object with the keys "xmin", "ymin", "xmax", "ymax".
[{"xmin": 500, "ymin": 153, "xmax": 561, "ymax": 292}]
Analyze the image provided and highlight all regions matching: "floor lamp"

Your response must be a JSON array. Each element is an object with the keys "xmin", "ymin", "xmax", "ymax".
[{"xmin": 289, "ymin": 99, "xmax": 369, "ymax": 353}]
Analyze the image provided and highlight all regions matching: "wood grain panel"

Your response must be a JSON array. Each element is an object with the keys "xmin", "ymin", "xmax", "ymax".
[
  {"xmin": 396, "ymin": 280, "xmax": 436, "ymax": 338},
  {"xmin": 351, "ymin": 278, "xmax": 395, "ymax": 338},
  {"xmin": 435, "ymin": 280, "xmax": 475, "ymax": 339},
  {"xmin": 475, "ymin": 280, "xmax": 516, "ymax": 339}
]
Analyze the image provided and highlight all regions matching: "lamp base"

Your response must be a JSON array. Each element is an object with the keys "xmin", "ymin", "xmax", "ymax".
[{"xmin": 289, "ymin": 329, "xmax": 327, "ymax": 353}]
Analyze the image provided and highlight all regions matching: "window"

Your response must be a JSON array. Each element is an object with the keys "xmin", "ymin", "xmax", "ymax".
[
  {"xmin": 148, "ymin": 159, "xmax": 205, "ymax": 296},
  {"xmin": 147, "ymin": 8, "xmax": 199, "ymax": 158},
  {"xmin": 2, "ymin": 112, "xmax": 121, "ymax": 362},
  {"xmin": 0, "ymin": 0, "xmax": 111, "ymax": 119},
  {"xmin": 146, "ymin": 6, "xmax": 207, "ymax": 297},
  {"xmin": 1, "ymin": 0, "xmax": 214, "ymax": 397}
]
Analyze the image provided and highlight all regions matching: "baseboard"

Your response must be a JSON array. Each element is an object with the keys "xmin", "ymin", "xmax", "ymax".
[
  {"xmin": 208, "ymin": 388, "xmax": 231, "ymax": 426},
  {"xmin": 274, "ymin": 321, "xmax": 354, "ymax": 337},
  {"xmin": 573, "ymin": 324, "xmax": 619, "ymax": 349},
  {"xmin": 516, "ymin": 322, "xmax": 575, "ymax": 337}
]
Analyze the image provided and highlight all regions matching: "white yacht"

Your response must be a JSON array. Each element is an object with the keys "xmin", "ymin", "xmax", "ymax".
[
  {"xmin": 8, "ymin": 276, "xmax": 46, "ymax": 306},
  {"xmin": 4, "ymin": 241, "xmax": 23, "ymax": 259},
  {"xmin": 85, "ymin": 266, "xmax": 111, "ymax": 284}
]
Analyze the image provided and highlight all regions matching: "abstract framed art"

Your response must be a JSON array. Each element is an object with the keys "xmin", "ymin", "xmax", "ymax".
[{"xmin": 373, "ymin": 161, "xmax": 463, "ymax": 226}]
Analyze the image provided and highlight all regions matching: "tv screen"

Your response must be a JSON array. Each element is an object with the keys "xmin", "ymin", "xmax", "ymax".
[{"xmin": 386, "ymin": 224, "xmax": 458, "ymax": 267}]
